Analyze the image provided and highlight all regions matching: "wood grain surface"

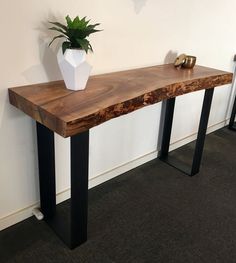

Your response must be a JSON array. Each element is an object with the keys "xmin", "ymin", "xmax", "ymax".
[{"xmin": 9, "ymin": 64, "xmax": 233, "ymax": 137}]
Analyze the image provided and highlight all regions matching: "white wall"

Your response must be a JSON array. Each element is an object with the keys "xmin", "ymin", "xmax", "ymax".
[{"xmin": 1, "ymin": 0, "xmax": 236, "ymax": 229}]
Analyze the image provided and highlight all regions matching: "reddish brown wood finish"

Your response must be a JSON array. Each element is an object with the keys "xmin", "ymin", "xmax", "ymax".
[{"xmin": 9, "ymin": 64, "xmax": 232, "ymax": 137}]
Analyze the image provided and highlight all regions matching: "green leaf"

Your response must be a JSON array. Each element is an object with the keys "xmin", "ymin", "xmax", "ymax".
[
  {"xmin": 65, "ymin": 15, "xmax": 73, "ymax": 28},
  {"xmin": 48, "ymin": 15, "xmax": 102, "ymax": 50},
  {"xmin": 81, "ymin": 17, "xmax": 90, "ymax": 27},
  {"xmin": 85, "ymin": 28, "xmax": 101, "ymax": 36},
  {"xmin": 81, "ymin": 16, "xmax": 86, "ymax": 23},
  {"xmin": 88, "ymin": 43, "xmax": 93, "ymax": 52},
  {"xmin": 82, "ymin": 17, "xmax": 90, "ymax": 26},
  {"xmin": 67, "ymin": 28, "xmax": 84, "ymax": 39},
  {"xmin": 48, "ymin": 34, "xmax": 66, "ymax": 47},
  {"xmin": 62, "ymin": 41, "xmax": 71, "ymax": 54},
  {"xmin": 72, "ymin": 16, "xmax": 81, "ymax": 28},
  {"xmin": 87, "ymin": 23, "xmax": 100, "ymax": 29},
  {"xmin": 76, "ymin": 38, "xmax": 92, "ymax": 53}
]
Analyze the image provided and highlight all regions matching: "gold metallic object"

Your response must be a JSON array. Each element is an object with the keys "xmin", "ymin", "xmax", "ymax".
[
  {"xmin": 174, "ymin": 54, "xmax": 197, "ymax": 69},
  {"xmin": 174, "ymin": 54, "xmax": 186, "ymax": 67},
  {"xmin": 182, "ymin": 55, "xmax": 197, "ymax": 69}
]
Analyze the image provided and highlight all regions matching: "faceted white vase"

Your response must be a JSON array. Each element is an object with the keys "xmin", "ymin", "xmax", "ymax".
[{"xmin": 57, "ymin": 48, "xmax": 92, "ymax": 91}]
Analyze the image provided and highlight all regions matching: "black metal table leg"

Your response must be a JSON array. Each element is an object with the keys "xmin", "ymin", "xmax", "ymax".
[
  {"xmin": 70, "ymin": 132, "xmax": 89, "ymax": 248},
  {"xmin": 191, "ymin": 88, "xmax": 214, "ymax": 175},
  {"xmin": 36, "ymin": 122, "xmax": 89, "ymax": 249},
  {"xmin": 36, "ymin": 122, "xmax": 56, "ymax": 219},
  {"xmin": 159, "ymin": 98, "xmax": 176, "ymax": 159},
  {"xmin": 229, "ymin": 95, "xmax": 236, "ymax": 131},
  {"xmin": 159, "ymin": 88, "xmax": 214, "ymax": 176}
]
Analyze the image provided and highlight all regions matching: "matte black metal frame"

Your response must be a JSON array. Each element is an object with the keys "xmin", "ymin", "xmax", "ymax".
[
  {"xmin": 159, "ymin": 88, "xmax": 215, "ymax": 176},
  {"xmin": 229, "ymin": 95, "xmax": 236, "ymax": 131},
  {"xmin": 36, "ymin": 122, "xmax": 89, "ymax": 249},
  {"xmin": 35, "ymin": 87, "xmax": 214, "ymax": 248}
]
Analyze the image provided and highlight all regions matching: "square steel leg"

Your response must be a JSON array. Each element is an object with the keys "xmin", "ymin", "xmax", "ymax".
[
  {"xmin": 229, "ymin": 95, "xmax": 236, "ymax": 131},
  {"xmin": 159, "ymin": 88, "xmax": 214, "ymax": 176},
  {"xmin": 36, "ymin": 122, "xmax": 89, "ymax": 249}
]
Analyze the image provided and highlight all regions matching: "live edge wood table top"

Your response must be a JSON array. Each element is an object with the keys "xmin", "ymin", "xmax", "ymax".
[
  {"xmin": 8, "ymin": 63, "xmax": 233, "ymax": 249},
  {"xmin": 9, "ymin": 64, "xmax": 232, "ymax": 138}
]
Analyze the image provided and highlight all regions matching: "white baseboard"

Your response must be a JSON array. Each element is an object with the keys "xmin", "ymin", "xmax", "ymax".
[
  {"xmin": 0, "ymin": 119, "xmax": 228, "ymax": 231},
  {"xmin": 169, "ymin": 119, "xmax": 228, "ymax": 152}
]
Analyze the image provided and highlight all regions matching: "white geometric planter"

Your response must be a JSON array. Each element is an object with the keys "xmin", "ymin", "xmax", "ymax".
[{"xmin": 57, "ymin": 48, "xmax": 92, "ymax": 91}]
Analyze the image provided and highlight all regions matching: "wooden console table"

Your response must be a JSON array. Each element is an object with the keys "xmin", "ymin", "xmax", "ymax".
[{"xmin": 9, "ymin": 64, "xmax": 232, "ymax": 249}]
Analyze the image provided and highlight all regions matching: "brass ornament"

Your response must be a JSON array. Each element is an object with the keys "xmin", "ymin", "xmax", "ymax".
[
  {"xmin": 174, "ymin": 54, "xmax": 197, "ymax": 69},
  {"xmin": 174, "ymin": 54, "xmax": 187, "ymax": 67}
]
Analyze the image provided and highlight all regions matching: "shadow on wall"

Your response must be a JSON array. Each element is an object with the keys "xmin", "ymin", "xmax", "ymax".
[
  {"xmin": 164, "ymin": 50, "xmax": 178, "ymax": 64},
  {"xmin": 132, "ymin": 0, "xmax": 148, "ymax": 14},
  {"xmin": 22, "ymin": 39, "xmax": 62, "ymax": 83},
  {"xmin": 22, "ymin": 17, "xmax": 63, "ymax": 83}
]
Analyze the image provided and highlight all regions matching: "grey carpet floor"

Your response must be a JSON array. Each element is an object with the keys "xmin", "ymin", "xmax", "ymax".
[{"xmin": 1, "ymin": 127, "xmax": 236, "ymax": 263}]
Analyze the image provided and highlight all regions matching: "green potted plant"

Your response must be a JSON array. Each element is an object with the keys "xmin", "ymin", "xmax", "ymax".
[{"xmin": 49, "ymin": 15, "xmax": 101, "ymax": 91}]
